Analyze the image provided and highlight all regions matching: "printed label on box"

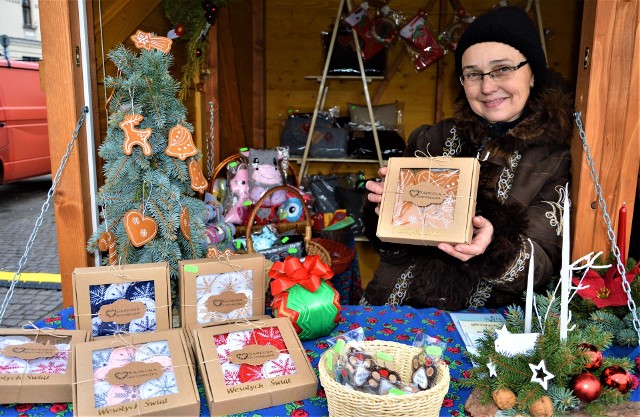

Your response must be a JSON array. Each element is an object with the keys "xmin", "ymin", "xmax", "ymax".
[
  {"xmin": 205, "ymin": 290, "xmax": 250, "ymax": 314},
  {"xmin": 105, "ymin": 361, "xmax": 165, "ymax": 386},
  {"xmin": 1, "ymin": 342, "xmax": 58, "ymax": 360},
  {"xmin": 98, "ymin": 298, "xmax": 147, "ymax": 324},
  {"xmin": 229, "ymin": 344, "xmax": 280, "ymax": 366},
  {"xmin": 403, "ymin": 181, "xmax": 447, "ymax": 207}
]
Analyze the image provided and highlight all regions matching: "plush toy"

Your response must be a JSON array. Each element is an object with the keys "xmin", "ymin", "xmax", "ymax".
[
  {"xmin": 203, "ymin": 192, "xmax": 223, "ymax": 223},
  {"xmin": 234, "ymin": 225, "xmax": 278, "ymax": 252},
  {"xmin": 241, "ymin": 148, "xmax": 286, "ymax": 207},
  {"xmin": 278, "ymin": 197, "xmax": 304, "ymax": 223},
  {"xmin": 223, "ymin": 163, "xmax": 251, "ymax": 225},
  {"xmin": 253, "ymin": 205, "xmax": 278, "ymax": 226},
  {"xmin": 203, "ymin": 221, "xmax": 236, "ymax": 249}
]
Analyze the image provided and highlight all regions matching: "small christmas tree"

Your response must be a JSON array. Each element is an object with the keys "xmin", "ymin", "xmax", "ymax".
[{"xmin": 87, "ymin": 31, "xmax": 208, "ymax": 300}]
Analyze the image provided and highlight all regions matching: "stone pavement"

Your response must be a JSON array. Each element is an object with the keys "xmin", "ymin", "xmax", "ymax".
[{"xmin": 0, "ymin": 175, "xmax": 64, "ymax": 328}]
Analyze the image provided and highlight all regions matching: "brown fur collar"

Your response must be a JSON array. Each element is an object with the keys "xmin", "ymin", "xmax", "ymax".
[{"xmin": 452, "ymin": 73, "xmax": 575, "ymax": 160}]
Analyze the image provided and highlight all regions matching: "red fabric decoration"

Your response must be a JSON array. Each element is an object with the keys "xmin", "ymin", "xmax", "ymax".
[{"xmin": 269, "ymin": 255, "xmax": 334, "ymax": 295}]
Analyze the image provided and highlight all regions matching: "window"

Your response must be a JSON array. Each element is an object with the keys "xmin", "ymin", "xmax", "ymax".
[{"xmin": 22, "ymin": 0, "xmax": 32, "ymax": 28}]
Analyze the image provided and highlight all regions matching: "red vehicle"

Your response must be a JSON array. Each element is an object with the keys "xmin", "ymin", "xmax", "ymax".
[{"xmin": 0, "ymin": 59, "xmax": 50, "ymax": 184}]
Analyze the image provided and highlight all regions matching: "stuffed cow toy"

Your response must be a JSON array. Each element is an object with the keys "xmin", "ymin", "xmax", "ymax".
[{"xmin": 241, "ymin": 148, "xmax": 286, "ymax": 207}]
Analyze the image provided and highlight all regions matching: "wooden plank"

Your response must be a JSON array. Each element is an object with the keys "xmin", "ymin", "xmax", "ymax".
[
  {"xmin": 252, "ymin": 0, "xmax": 266, "ymax": 148},
  {"xmin": 571, "ymin": 0, "xmax": 639, "ymax": 260},
  {"xmin": 218, "ymin": 6, "xmax": 247, "ymax": 155},
  {"xmin": 40, "ymin": 0, "xmax": 94, "ymax": 306},
  {"xmin": 92, "ymin": 0, "xmax": 162, "ymax": 73}
]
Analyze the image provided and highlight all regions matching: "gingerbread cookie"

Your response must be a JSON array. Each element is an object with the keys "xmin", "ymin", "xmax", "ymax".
[
  {"xmin": 120, "ymin": 114, "xmax": 153, "ymax": 156},
  {"xmin": 411, "ymin": 351, "xmax": 439, "ymax": 390},
  {"xmin": 179, "ymin": 206, "xmax": 191, "ymax": 240},
  {"xmin": 165, "ymin": 124, "xmax": 198, "ymax": 160},
  {"xmin": 130, "ymin": 30, "xmax": 173, "ymax": 54},
  {"xmin": 189, "ymin": 159, "xmax": 208, "ymax": 193},
  {"xmin": 98, "ymin": 230, "xmax": 118, "ymax": 265},
  {"xmin": 124, "ymin": 210, "xmax": 158, "ymax": 247}
]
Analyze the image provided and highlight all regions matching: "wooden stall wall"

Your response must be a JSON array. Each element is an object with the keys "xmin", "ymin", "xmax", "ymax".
[{"xmin": 264, "ymin": 0, "xmax": 582, "ymax": 285}]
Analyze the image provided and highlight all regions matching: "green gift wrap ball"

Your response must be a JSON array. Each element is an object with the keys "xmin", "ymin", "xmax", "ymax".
[{"xmin": 273, "ymin": 281, "xmax": 341, "ymax": 341}]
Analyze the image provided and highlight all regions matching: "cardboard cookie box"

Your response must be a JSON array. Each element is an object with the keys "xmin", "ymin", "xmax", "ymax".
[
  {"xmin": 192, "ymin": 317, "xmax": 317, "ymax": 416},
  {"xmin": 72, "ymin": 262, "xmax": 172, "ymax": 339},
  {"xmin": 73, "ymin": 328, "xmax": 199, "ymax": 417},
  {"xmin": 0, "ymin": 328, "xmax": 89, "ymax": 404},
  {"xmin": 377, "ymin": 157, "xmax": 480, "ymax": 246},
  {"xmin": 178, "ymin": 253, "xmax": 265, "ymax": 327}
]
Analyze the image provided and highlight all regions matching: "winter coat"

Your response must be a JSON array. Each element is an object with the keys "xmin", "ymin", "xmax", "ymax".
[{"xmin": 362, "ymin": 73, "xmax": 575, "ymax": 310}]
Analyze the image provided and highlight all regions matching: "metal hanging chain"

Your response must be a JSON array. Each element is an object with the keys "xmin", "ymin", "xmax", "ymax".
[
  {"xmin": 574, "ymin": 111, "xmax": 640, "ymax": 344},
  {"xmin": 206, "ymin": 100, "xmax": 215, "ymax": 178},
  {"xmin": 0, "ymin": 106, "xmax": 89, "ymax": 325}
]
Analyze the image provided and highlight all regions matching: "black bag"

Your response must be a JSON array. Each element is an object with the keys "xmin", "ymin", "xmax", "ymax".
[
  {"xmin": 280, "ymin": 113, "xmax": 348, "ymax": 157},
  {"xmin": 348, "ymin": 129, "xmax": 406, "ymax": 159},
  {"xmin": 322, "ymin": 29, "xmax": 386, "ymax": 77}
]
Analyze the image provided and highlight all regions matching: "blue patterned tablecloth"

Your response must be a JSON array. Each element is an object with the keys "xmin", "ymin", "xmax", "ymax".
[{"xmin": 1, "ymin": 305, "xmax": 636, "ymax": 417}]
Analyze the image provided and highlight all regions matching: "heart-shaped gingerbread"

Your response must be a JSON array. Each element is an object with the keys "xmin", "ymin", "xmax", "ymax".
[{"xmin": 124, "ymin": 210, "xmax": 158, "ymax": 247}]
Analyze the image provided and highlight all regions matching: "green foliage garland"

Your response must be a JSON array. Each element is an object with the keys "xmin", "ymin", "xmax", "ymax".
[
  {"xmin": 163, "ymin": 0, "xmax": 237, "ymax": 99},
  {"xmin": 460, "ymin": 293, "xmax": 634, "ymax": 417},
  {"xmin": 87, "ymin": 44, "xmax": 208, "ymax": 300}
]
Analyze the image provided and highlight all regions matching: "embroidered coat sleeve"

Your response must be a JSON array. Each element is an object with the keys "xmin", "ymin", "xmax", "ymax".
[{"xmin": 466, "ymin": 145, "xmax": 571, "ymax": 299}]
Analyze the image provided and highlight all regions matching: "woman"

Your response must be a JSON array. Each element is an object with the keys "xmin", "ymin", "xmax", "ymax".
[{"xmin": 362, "ymin": 6, "xmax": 574, "ymax": 310}]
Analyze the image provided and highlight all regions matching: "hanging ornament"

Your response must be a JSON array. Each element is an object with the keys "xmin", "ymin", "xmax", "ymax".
[
  {"xmin": 130, "ymin": 30, "xmax": 173, "ymax": 54},
  {"xmin": 180, "ymin": 206, "xmax": 191, "ymax": 241},
  {"xmin": 195, "ymin": 48, "xmax": 203, "ymax": 58},
  {"xmin": 189, "ymin": 159, "xmax": 209, "ymax": 193},
  {"xmin": 528, "ymin": 395, "xmax": 553, "ymax": 417},
  {"xmin": 600, "ymin": 365, "xmax": 632, "ymax": 394},
  {"xmin": 120, "ymin": 114, "xmax": 153, "ymax": 156},
  {"xmin": 399, "ymin": 10, "xmax": 447, "ymax": 72},
  {"xmin": 98, "ymin": 230, "xmax": 118, "ymax": 265},
  {"xmin": 578, "ymin": 343, "xmax": 603, "ymax": 370},
  {"xmin": 529, "ymin": 359, "xmax": 554, "ymax": 390},
  {"xmin": 165, "ymin": 124, "xmax": 198, "ymax": 160},
  {"xmin": 124, "ymin": 210, "xmax": 158, "ymax": 248},
  {"xmin": 570, "ymin": 371, "xmax": 602, "ymax": 403},
  {"xmin": 174, "ymin": 23, "xmax": 186, "ymax": 37}
]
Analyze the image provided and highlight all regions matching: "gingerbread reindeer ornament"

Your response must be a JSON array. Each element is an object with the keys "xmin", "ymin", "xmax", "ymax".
[{"xmin": 120, "ymin": 113, "xmax": 153, "ymax": 156}]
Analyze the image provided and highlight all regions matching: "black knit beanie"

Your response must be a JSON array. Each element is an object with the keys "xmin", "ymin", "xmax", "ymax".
[{"xmin": 455, "ymin": 6, "xmax": 546, "ymax": 90}]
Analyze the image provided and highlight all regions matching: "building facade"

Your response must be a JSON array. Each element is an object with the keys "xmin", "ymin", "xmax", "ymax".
[{"xmin": 0, "ymin": 0, "xmax": 41, "ymax": 61}]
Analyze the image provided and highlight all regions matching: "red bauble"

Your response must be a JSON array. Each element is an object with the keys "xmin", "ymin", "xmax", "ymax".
[
  {"xmin": 578, "ymin": 343, "xmax": 603, "ymax": 370},
  {"xmin": 174, "ymin": 23, "xmax": 186, "ymax": 37},
  {"xmin": 195, "ymin": 48, "xmax": 203, "ymax": 58},
  {"xmin": 600, "ymin": 365, "xmax": 632, "ymax": 394},
  {"xmin": 570, "ymin": 371, "xmax": 602, "ymax": 403}
]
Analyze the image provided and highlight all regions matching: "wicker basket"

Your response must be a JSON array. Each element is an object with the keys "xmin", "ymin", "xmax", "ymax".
[
  {"xmin": 318, "ymin": 340, "xmax": 450, "ymax": 417},
  {"xmin": 311, "ymin": 238, "xmax": 354, "ymax": 275},
  {"xmin": 245, "ymin": 186, "xmax": 332, "ymax": 282}
]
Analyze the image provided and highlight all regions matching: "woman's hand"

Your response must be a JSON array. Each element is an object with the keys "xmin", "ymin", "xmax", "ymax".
[
  {"xmin": 365, "ymin": 167, "xmax": 388, "ymax": 215},
  {"xmin": 437, "ymin": 215, "xmax": 494, "ymax": 262}
]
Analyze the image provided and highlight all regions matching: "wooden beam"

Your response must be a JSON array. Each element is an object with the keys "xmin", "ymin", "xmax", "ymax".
[
  {"xmin": 204, "ymin": 21, "xmax": 221, "ymax": 172},
  {"xmin": 40, "ymin": 0, "xmax": 95, "ymax": 306},
  {"xmin": 93, "ymin": 0, "xmax": 162, "ymax": 73},
  {"xmin": 572, "ymin": 0, "xmax": 639, "ymax": 260},
  {"xmin": 252, "ymin": 0, "xmax": 266, "ymax": 148}
]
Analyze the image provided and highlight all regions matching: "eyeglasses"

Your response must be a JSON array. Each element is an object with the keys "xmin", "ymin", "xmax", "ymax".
[{"xmin": 459, "ymin": 61, "xmax": 529, "ymax": 86}]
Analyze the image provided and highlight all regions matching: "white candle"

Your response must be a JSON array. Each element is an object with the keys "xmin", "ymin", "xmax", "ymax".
[
  {"xmin": 525, "ymin": 239, "xmax": 535, "ymax": 333},
  {"xmin": 559, "ymin": 184, "xmax": 570, "ymax": 340}
]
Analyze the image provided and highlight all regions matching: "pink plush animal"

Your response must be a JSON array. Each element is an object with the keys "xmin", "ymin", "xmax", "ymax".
[
  {"xmin": 241, "ymin": 148, "xmax": 286, "ymax": 207},
  {"xmin": 224, "ymin": 163, "xmax": 251, "ymax": 225}
]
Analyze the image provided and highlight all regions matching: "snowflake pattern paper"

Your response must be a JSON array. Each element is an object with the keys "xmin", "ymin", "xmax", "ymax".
[
  {"xmin": 0, "ymin": 335, "xmax": 70, "ymax": 375},
  {"xmin": 196, "ymin": 270, "xmax": 254, "ymax": 323},
  {"xmin": 92, "ymin": 340, "xmax": 177, "ymax": 408},
  {"xmin": 392, "ymin": 168, "xmax": 459, "ymax": 229},
  {"xmin": 212, "ymin": 327, "xmax": 296, "ymax": 386},
  {"xmin": 89, "ymin": 280, "xmax": 157, "ymax": 337}
]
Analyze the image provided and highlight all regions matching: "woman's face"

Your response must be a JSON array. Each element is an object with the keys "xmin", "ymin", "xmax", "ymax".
[{"xmin": 461, "ymin": 42, "xmax": 533, "ymax": 123}]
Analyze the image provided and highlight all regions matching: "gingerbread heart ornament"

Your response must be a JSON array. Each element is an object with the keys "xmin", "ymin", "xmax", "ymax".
[
  {"xmin": 180, "ymin": 206, "xmax": 191, "ymax": 240},
  {"xmin": 189, "ymin": 159, "xmax": 208, "ymax": 193},
  {"xmin": 166, "ymin": 124, "xmax": 198, "ymax": 160},
  {"xmin": 124, "ymin": 210, "xmax": 158, "ymax": 247}
]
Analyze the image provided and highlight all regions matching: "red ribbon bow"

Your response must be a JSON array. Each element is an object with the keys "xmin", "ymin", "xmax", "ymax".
[{"xmin": 269, "ymin": 255, "xmax": 334, "ymax": 295}]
